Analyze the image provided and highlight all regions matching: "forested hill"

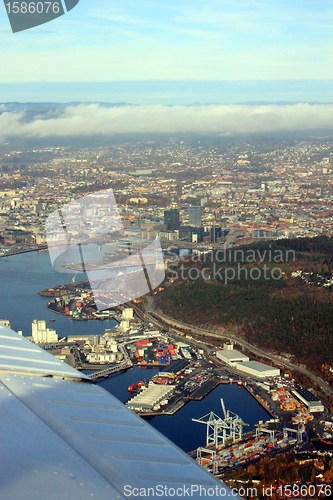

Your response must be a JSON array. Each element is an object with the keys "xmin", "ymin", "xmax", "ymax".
[{"xmin": 157, "ymin": 236, "xmax": 333, "ymax": 375}]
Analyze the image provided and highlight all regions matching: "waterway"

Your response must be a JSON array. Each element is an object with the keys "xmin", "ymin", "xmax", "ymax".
[
  {"xmin": 0, "ymin": 249, "xmax": 117, "ymax": 336},
  {"xmin": 99, "ymin": 366, "xmax": 271, "ymax": 452},
  {"xmin": 0, "ymin": 250, "xmax": 271, "ymax": 452}
]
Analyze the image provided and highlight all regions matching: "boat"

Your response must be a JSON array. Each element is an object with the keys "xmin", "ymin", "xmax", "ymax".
[
  {"xmin": 49, "ymin": 319, "xmax": 56, "ymax": 322},
  {"xmin": 320, "ymin": 439, "xmax": 333, "ymax": 445},
  {"xmin": 128, "ymin": 381, "xmax": 145, "ymax": 392}
]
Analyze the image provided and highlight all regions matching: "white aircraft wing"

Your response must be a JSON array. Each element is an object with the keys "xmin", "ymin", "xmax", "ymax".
[{"xmin": 0, "ymin": 325, "xmax": 242, "ymax": 499}]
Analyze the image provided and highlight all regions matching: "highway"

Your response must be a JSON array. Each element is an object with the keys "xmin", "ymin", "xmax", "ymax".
[{"xmin": 132, "ymin": 301, "xmax": 333, "ymax": 400}]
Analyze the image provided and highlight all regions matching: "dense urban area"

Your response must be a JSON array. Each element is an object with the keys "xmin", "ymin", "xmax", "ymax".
[
  {"xmin": 0, "ymin": 136, "xmax": 332, "ymax": 255},
  {"xmin": 1, "ymin": 133, "xmax": 333, "ymax": 498}
]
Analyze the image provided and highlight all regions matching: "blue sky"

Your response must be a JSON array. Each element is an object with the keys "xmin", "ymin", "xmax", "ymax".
[{"xmin": 0, "ymin": 0, "xmax": 332, "ymax": 102}]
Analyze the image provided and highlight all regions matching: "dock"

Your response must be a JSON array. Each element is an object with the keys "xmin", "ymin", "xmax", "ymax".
[
  {"xmin": 243, "ymin": 384, "xmax": 276, "ymax": 418},
  {"xmin": 89, "ymin": 361, "xmax": 133, "ymax": 381}
]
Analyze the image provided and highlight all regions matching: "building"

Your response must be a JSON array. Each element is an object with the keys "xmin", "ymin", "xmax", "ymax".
[
  {"xmin": 127, "ymin": 384, "xmax": 175, "ymax": 411},
  {"xmin": 159, "ymin": 359, "xmax": 190, "ymax": 376},
  {"xmin": 86, "ymin": 352, "xmax": 122, "ymax": 364},
  {"xmin": 189, "ymin": 206, "xmax": 202, "ymax": 227},
  {"xmin": 253, "ymin": 229, "xmax": 276, "ymax": 239},
  {"xmin": 235, "ymin": 360, "xmax": 280, "ymax": 378},
  {"xmin": 216, "ymin": 349, "xmax": 250, "ymax": 365},
  {"xmin": 292, "ymin": 385, "xmax": 325, "ymax": 412},
  {"xmin": 122, "ymin": 308, "xmax": 134, "ymax": 320},
  {"xmin": 188, "ymin": 227, "xmax": 205, "ymax": 243},
  {"xmin": 159, "ymin": 230, "xmax": 179, "ymax": 241},
  {"xmin": 210, "ymin": 226, "xmax": 222, "ymax": 243},
  {"xmin": 119, "ymin": 320, "xmax": 130, "ymax": 332},
  {"xmin": 31, "ymin": 320, "xmax": 58, "ymax": 344},
  {"xmin": 164, "ymin": 209, "xmax": 180, "ymax": 230}
]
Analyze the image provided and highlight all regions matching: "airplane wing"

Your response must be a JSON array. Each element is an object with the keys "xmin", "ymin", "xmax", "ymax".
[{"xmin": 0, "ymin": 325, "xmax": 242, "ymax": 499}]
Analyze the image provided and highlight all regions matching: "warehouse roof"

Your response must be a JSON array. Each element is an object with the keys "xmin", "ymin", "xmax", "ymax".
[
  {"xmin": 238, "ymin": 360, "xmax": 278, "ymax": 372},
  {"xmin": 218, "ymin": 349, "xmax": 249, "ymax": 360},
  {"xmin": 160, "ymin": 359, "xmax": 190, "ymax": 374},
  {"xmin": 293, "ymin": 385, "xmax": 319, "ymax": 402},
  {"xmin": 127, "ymin": 384, "xmax": 175, "ymax": 409}
]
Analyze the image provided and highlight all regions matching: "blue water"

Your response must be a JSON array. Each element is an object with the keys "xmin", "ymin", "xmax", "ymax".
[
  {"xmin": 0, "ymin": 250, "xmax": 270, "ymax": 452},
  {"xmin": 100, "ymin": 366, "xmax": 270, "ymax": 452},
  {"xmin": 98, "ymin": 366, "xmax": 162, "ymax": 403},
  {"xmin": 0, "ymin": 250, "xmax": 117, "ymax": 336}
]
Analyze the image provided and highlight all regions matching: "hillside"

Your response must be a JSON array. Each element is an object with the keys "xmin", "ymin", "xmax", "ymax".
[{"xmin": 157, "ymin": 236, "xmax": 333, "ymax": 375}]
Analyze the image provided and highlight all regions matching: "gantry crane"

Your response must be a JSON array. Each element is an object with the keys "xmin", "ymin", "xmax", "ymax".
[{"xmin": 192, "ymin": 399, "xmax": 249, "ymax": 448}]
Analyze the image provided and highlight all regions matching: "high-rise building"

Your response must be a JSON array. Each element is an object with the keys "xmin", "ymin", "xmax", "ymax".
[
  {"xmin": 188, "ymin": 227, "xmax": 205, "ymax": 243},
  {"xmin": 210, "ymin": 226, "xmax": 222, "ymax": 242},
  {"xmin": 189, "ymin": 206, "xmax": 202, "ymax": 227},
  {"xmin": 31, "ymin": 319, "xmax": 58, "ymax": 344},
  {"xmin": 164, "ymin": 209, "xmax": 180, "ymax": 230}
]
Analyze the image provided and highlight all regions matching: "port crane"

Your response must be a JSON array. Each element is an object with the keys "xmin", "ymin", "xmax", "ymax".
[
  {"xmin": 196, "ymin": 448, "xmax": 219, "ymax": 474},
  {"xmin": 283, "ymin": 427, "xmax": 303, "ymax": 443},
  {"xmin": 192, "ymin": 399, "xmax": 249, "ymax": 448},
  {"xmin": 255, "ymin": 427, "xmax": 275, "ymax": 441}
]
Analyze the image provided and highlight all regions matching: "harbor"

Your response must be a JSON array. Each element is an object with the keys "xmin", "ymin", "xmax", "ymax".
[
  {"xmin": 42, "ymin": 281, "xmax": 122, "ymax": 321},
  {"xmin": 0, "ymin": 249, "xmax": 331, "ymax": 469}
]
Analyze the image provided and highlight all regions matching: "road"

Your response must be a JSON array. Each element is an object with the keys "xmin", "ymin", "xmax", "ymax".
[{"xmin": 132, "ymin": 301, "xmax": 333, "ymax": 400}]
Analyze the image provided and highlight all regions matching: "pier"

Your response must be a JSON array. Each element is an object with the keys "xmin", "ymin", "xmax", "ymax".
[
  {"xmin": 89, "ymin": 361, "xmax": 133, "ymax": 381},
  {"xmin": 243, "ymin": 384, "xmax": 276, "ymax": 418}
]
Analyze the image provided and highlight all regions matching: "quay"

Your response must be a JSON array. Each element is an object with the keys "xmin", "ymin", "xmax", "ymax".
[
  {"xmin": 89, "ymin": 361, "xmax": 133, "ymax": 381},
  {"xmin": 190, "ymin": 378, "xmax": 229, "ymax": 401},
  {"xmin": 134, "ymin": 378, "xmax": 231, "ymax": 417},
  {"xmin": 243, "ymin": 384, "xmax": 276, "ymax": 418}
]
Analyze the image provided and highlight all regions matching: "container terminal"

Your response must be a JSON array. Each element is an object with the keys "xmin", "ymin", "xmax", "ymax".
[{"xmin": 191, "ymin": 398, "xmax": 304, "ymax": 476}]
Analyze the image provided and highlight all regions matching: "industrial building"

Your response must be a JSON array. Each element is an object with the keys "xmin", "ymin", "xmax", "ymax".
[
  {"xmin": 292, "ymin": 385, "xmax": 325, "ymax": 412},
  {"xmin": 122, "ymin": 308, "xmax": 133, "ymax": 321},
  {"xmin": 235, "ymin": 360, "xmax": 280, "ymax": 378},
  {"xmin": 127, "ymin": 384, "xmax": 175, "ymax": 411},
  {"xmin": 31, "ymin": 320, "xmax": 58, "ymax": 344},
  {"xmin": 216, "ymin": 349, "xmax": 249, "ymax": 365},
  {"xmin": 159, "ymin": 359, "xmax": 190, "ymax": 375}
]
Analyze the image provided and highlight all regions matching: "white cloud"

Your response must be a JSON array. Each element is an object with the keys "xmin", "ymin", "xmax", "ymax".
[{"xmin": 1, "ymin": 103, "xmax": 333, "ymax": 139}]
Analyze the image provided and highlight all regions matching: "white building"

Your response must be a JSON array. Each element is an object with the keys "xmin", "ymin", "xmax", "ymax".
[
  {"xmin": 87, "ymin": 352, "xmax": 118, "ymax": 364},
  {"xmin": 122, "ymin": 308, "xmax": 134, "ymax": 320},
  {"xmin": 216, "ymin": 349, "xmax": 250, "ymax": 365},
  {"xmin": 31, "ymin": 320, "xmax": 58, "ymax": 344},
  {"xmin": 235, "ymin": 360, "xmax": 280, "ymax": 378},
  {"xmin": 292, "ymin": 387, "xmax": 325, "ymax": 412},
  {"xmin": 120, "ymin": 320, "xmax": 130, "ymax": 332},
  {"xmin": 127, "ymin": 384, "xmax": 175, "ymax": 411}
]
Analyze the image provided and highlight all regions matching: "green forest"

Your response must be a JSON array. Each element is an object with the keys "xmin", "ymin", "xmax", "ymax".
[{"xmin": 157, "ymin": 236, "xmax": 333, "ymax": 372}]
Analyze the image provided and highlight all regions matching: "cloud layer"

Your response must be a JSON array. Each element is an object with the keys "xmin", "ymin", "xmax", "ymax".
[{"xmin": 1, "ymin": 103, "xmax": 333, "ymax": 138}]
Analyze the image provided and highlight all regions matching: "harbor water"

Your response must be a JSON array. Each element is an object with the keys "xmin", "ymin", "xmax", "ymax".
[
  {"xmin": 99, "ymin": 366, "xmax": 271, "ymax": 452},
  {"xmin": 0, "ymin": 250, "xmax": 270, "ymax": 452},
  {"xmin": 0, "ymin": 249, "xmax": 118, "ymax": 336}
]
